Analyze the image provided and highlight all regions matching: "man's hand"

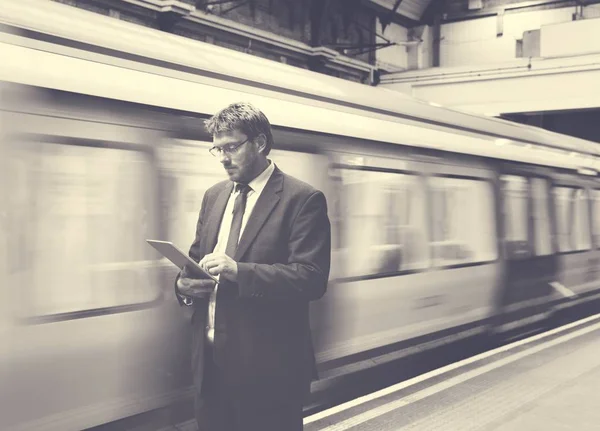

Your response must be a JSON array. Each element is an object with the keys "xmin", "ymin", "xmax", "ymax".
[
  {"xmin": 177, "ymin": 275, "xmax": 216, "ymax": 297},
  {"xmin": 199, "ymin": 252, "xmax": 238, "ymax": 282}
]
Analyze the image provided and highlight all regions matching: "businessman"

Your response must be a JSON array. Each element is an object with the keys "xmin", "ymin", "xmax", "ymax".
[{"xmin": 175, "ymin": 102, "xmax": 331, "ymax": 431}]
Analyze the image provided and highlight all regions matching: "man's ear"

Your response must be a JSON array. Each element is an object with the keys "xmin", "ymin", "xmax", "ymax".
[{"xmin": 255, "ymin": 134, "xmax": 267, "ymax": 154}]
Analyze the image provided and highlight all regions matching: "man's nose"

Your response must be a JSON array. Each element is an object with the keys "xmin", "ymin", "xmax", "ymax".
[{"xmin": 218, "ymin": 152, "xmax": 230, "ymax": 164}]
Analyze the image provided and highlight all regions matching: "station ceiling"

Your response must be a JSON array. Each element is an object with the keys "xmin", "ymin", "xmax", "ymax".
[{"xmin": 367, "ymin": 0, "xmax": 435, "ymax": 22}]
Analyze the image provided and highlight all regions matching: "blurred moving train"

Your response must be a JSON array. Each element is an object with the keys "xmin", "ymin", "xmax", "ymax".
[{"xmin": 2, "ymin": 1, "xmax": 600, "ymax": 430}]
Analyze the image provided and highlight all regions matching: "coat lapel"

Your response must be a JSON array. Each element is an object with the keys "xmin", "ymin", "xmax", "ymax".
[
  {"xmin": 205, "ymin": 182, "xmax": 233, "ymax": 254},
  {"xmin": 234, "ymin": 168, "xmax": 283, "ymax": 261}
]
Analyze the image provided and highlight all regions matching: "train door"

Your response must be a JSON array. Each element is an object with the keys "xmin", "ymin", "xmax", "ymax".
[
  {"xmin": 552, "ymin": 174, "xmax": 600, "ymax": 312},
  {"xmin": 496, "ymin": 171, "xmax": 558, "ymax": 336}
]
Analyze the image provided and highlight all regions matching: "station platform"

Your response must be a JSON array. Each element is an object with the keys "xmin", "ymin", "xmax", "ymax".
[{"xmin": 303, "ymin": 313, "xmax": 600, "ymax": 431}]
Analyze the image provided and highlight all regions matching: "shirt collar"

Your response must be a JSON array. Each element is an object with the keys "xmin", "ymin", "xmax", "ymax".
[{"xmin": 235, "ymin": 160, "xmax": 275, "ymax": 196}]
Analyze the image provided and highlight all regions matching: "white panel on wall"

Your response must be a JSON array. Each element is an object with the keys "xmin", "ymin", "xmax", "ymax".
[
  {"xmin": 442, "ymin": 16, "xmax": 497, "ymax": 43},
  {"xmin": 441, "ymin": 38, "xmax": 516, "ymax": 67},
  {"xmin": 541, "ymin": 17, "xmax": 600, "ymax": 57},
  {"xmin": 440, "ymin": 17, "xmax": 512, "ymax": 66},
  {"xmin": 503, "ymin": 8, "xmax": 573, "ymax": 38}
]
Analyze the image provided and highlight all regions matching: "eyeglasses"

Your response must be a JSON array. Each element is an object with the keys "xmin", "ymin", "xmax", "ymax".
[{"xmin": 209, "ymin": 138, "xmax": 250, "ymax": 157}]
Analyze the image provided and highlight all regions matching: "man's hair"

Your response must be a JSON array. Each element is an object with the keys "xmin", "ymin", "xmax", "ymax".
[{"xmin": 205, "ymin": 102, "xmax": 274, "ymax": 155}]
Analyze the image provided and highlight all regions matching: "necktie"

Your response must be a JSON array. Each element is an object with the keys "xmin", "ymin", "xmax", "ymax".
[{"xmin": 225, "ymin": 183, "xmax": 251, "ymax": 258}]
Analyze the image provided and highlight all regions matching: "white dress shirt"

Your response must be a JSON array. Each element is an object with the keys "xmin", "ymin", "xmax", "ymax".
[{"xmin": 206, "ymin": 160, "xmax": 276, "ymax": 343}]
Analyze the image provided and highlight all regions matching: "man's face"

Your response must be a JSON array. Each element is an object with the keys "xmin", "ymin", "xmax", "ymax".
[{"xmin": 212, "ymin": 129, "xmax": 261, "ymax": 184}]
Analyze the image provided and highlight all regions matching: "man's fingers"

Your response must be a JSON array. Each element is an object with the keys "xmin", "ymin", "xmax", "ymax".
[
  {"xmin": 191, "ymin": 253, "xmax": 232, "ymax": 278},
  {"xmin": 208, "ymin": 264, "xmax": 222, "ymax": 275},
  {"xmin": 205, "ymin": 257, "xmax": 226, "ymax": 270},
  {"xmin": 181, "ymin": 264, "xmax": 191, "ymax": 278},
  {"xmin": 178, "ymin": 277, "xmax": 214, "ymax": 290},
  {"xmin": 199, "ymin": 253, "xmax": 217, "ymax": 266},
  {"xmin": 177, "ymin": 276, "xmax": 187, "ymax": 290},
  {"xmin": 198, "ymin": 255, "xmax": 209, "ymax": 269},
  {"xmin": 178, "ymin": 282, "xmax": 214, "ymax": 298}
]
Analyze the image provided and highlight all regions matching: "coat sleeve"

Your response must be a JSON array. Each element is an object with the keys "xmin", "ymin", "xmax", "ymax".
[
  {"xmin": 236, "ymin": 190, "xmax": 331, "ymax": 301},
  {"xmin": 173, "ymin": 191, "xmax": 209, "ymax": 306}
]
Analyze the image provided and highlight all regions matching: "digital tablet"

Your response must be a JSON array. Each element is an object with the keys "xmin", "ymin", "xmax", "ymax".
[{"xmin": 146, "ymin": 239, "xmax": 218, "ymax": 282}]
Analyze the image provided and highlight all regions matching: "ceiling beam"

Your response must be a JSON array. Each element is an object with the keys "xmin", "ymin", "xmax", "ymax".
[
  {"xmin": 360, "ymin": 0, "xmax": 421, "ymax": 28},
  {"xmin": 380, "ymin": 0, "xmax": 404, "ymax": 32}
]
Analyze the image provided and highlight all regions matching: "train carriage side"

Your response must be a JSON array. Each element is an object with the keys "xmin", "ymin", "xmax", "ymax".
[
  {"xmin": 437, "ymin": 153, "xmax": 600, "ymax": 339},
  {"xmin": 153, "ymin": 101, "xmax": 600, "ymax": 393}
]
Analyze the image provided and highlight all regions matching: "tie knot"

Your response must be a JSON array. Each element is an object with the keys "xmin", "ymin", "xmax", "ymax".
[{"xmin": 235, "ymin": 183, "xmax": 252, "ymax": 195}]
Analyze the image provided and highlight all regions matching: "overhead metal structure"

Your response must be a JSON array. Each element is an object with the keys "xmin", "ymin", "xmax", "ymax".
[{"xmin": 364, "ymin": 0, "xmax": 435, "ymax": 26}]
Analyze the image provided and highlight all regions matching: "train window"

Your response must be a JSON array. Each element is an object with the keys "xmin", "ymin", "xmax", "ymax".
[
  {"xmin": 531, "ymin": 178, "xmax": 553, "ymax": 256},
  {"xmin": 429, "ymin": 177, "xmax": 497, "ymax": 266},
  {"xmin": 593, "ymin": 190, "xmax": 600, "ymax": 248},
  {"xmin": 7, "ymin": 140, "xmax": 160, "ymax": 318},
  {"xmin": 554, "ymin": 187, "xmax": 591, "ymax": 252},
  {"xmin": 337, "ymin": 168, "xmax": 429, "ymax": 278},
  {"xmin": 501, "ymin": 175, "xmax": 530, "ymax": 259},
  {"xmin": 159, "ymin": 140, "xmax": 227, "ymax": 250}
]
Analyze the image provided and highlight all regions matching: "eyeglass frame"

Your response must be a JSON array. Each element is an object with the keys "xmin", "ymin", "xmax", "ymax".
[{"xmin": 209, "ymin": 137, "xmax": 251, "ymax": 158}]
